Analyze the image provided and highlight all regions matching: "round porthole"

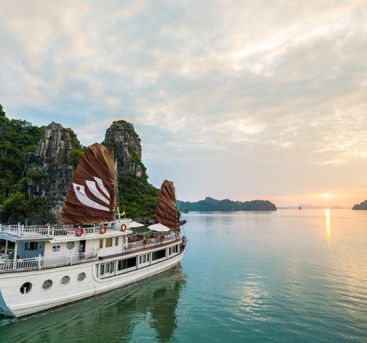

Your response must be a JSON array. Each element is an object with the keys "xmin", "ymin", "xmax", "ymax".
[
  {"xmin": 61, "ymin": 276, "xmax": 70, "ymax": 285},
  {"xmin": 67, "ymin": 242, "xmax": 75, "ymax": 250},
  {"xmin": 77, "ymin": 272, "xmax": 86, "ymax": 281},
  {"xmin": 20, "ymin": 282, "xmax": 32, "ymax": 294},
  {"xmin": 42, "ymin": 279, "xmax": 53, "ymax": 290}
]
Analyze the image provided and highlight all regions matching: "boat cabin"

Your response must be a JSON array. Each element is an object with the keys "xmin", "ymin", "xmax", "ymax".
[{"xmin": 0, "ymin": 220, "xmax": 180, "ymax": 272}]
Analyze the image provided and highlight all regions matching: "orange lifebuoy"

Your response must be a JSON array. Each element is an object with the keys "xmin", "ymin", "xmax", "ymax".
[
  {"xmin": 100, "ymin": 225, "xmax": 107, "ymax": 234},
  {"xmin": 120, "ymin": 223, "xmax": 127, "ymax": 232},
  {"xmin": 76, "ymin": 227, "xmax": 84, "ymax": 237}
]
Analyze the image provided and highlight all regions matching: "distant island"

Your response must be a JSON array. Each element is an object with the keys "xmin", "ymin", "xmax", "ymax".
[
  {"xmin": 352, "ymin": 200, "xmax": 367, "ymax": 210},
  {"xmin": 278, "ymin": 205, "xmax": 344, "ymax": 210},
  {"xmin": 177, "ymin": 197, "xmax": 276, "ymax": 212}
]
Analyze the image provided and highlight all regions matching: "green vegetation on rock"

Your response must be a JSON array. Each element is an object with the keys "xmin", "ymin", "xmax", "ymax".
[
  {"xmin": 119, "ymin": 175, "xmax": 159, "ymax": 220},
  {"xmin": 0, "ymin": 107, "xmax": 45, "ymax": 223}
]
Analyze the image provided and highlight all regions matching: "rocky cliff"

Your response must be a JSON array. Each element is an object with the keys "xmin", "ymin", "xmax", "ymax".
[
  {"xmin": 104, "ymin": 120, "xmax": 146, "ymax": 179},
  {"xmin": 26, "ymin": 122, "xmax": 82, "ymax": 217}
]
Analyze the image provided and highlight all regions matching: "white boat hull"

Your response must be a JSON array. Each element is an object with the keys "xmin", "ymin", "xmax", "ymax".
[{"xmin": 0, "ymin": 251, "xmax": 184, "ymax": 317}]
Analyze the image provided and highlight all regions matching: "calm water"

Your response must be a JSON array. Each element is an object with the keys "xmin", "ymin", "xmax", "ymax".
[{"xmin": 1, "ymin": 209, "xmax": 367, "ymax": 342}]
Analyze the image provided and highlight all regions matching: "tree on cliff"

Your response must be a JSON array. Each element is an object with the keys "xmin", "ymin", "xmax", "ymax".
[{"xmin": 0, "ymin": 104, "xmax": 6, "ymax": 117}]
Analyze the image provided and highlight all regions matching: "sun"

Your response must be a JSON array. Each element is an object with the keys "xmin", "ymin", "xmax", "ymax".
[{"xmin": 321, "ymin": 192, "xmax": 332, "ymax": 200}]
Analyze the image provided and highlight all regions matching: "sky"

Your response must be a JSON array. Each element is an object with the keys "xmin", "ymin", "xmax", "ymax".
[{"xmin": 1, "ymin": 0, "xmax": 367, "ymax": 207}]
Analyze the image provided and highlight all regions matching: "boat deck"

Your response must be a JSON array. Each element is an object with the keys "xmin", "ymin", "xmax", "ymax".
[
  {"xmin": 0, "ymin": 224, "xmax": 122, "ymax": 240},
  {"xmin": 0, "ymin": 234, "xmax": 180, "ymax": 273}
]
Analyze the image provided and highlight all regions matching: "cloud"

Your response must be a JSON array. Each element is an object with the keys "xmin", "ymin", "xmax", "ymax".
[{"xmin": 1, "ymin": 0, "xmax": 367, "ymax": 205}]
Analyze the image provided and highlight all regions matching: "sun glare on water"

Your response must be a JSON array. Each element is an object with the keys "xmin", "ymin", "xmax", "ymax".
[{"xmin": 325, "ymin": 208, "xmax": 331, "ymax": 240}]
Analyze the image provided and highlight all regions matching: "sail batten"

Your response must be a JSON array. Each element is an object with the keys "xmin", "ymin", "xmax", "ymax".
[
  {"xmin": 60, "ymin": 143, "xmax": 116, "ymax": 224},
  {"xmin": 155, "ymin": 180, "xmax": 178, "ymax": 231}
]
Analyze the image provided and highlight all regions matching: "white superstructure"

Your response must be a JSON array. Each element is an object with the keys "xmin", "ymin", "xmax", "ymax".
[{"xmin": 0, "ymin": 220, "xmax": 185, "ymax": 317}]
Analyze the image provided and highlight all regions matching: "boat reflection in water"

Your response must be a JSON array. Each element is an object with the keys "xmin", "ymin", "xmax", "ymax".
[{"xmin": 0, "ymin": 266, "xmax": 185, "ymax": 342}]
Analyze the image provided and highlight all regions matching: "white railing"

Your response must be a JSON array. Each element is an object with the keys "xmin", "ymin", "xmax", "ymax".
[
  {"xmin": 0, "ymin": 223, "xmax": 114, "ymax": 238},
  {"xmin": 126, "ymin": 233, "xmax": 179, "ymax": 253},
  {"xmin": 0, "ymin": 251, "xmax": 98, "ymax": 272}
]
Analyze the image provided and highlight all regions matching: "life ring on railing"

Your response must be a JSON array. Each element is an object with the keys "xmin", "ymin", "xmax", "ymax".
[
  {"xmin": 120, "ymin": 223, "xmax": 127, "ymax": 232},
  {"xmin": 100, "ymin": 225, "xmax": 107, "ymax": 234},
  {"xmin": 76, "ymin": 227, "xmax": 84, "ymax": 237}
]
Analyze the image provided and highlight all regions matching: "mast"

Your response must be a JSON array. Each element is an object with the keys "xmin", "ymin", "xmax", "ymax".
[{"xmin": 115, "ymin": 160, "xmax": 121, "ymax": 221}]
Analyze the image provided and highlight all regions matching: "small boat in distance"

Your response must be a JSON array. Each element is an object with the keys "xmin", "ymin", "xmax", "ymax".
[{"xmin": 0, "ymin": 143, "xmax": 186, "ymax": 317}]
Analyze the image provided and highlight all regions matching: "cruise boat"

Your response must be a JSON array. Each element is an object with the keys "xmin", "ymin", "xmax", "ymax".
[{"xmin": 0, "ymin": 143, "xmax": 186, "ymax": 317}]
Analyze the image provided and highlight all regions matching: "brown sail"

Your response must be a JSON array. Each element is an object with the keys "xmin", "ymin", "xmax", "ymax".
[
  {"xmin": 60, "ymin": 143, "xmax": 116, "ymax": 224},
  {"xmin": 155, "ymin": 180, "xmax": 178, "ymax": 231}
]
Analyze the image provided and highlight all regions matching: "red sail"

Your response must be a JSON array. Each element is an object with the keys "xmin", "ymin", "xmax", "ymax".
[
  {"xmin": 155, "ymin": 180, "xmax": 178, "ymax": 231},
  {"xmin": 60, "ymin": 143, "xmax": 116, "ymax": 224}
]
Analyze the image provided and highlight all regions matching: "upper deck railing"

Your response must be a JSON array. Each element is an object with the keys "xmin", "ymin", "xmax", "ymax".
[
  {"xmin": 126, "ymin": 233, "xmax": 178, "ymax": 253},
  {"xmin": 0, "ymin": 223, "xmax": 125, "ymax": 239},
  {"xmin": 0, "ymin": 251, "xmax": 99, "ymax": 272}
]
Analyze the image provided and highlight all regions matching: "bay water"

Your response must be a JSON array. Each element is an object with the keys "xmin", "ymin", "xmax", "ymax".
[{"xmin": 1, "ymin": 210, "xmax": 367, "ymax": 342}]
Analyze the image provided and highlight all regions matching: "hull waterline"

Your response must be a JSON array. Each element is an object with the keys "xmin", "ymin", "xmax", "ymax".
[{"xmin": 0, "ymin": 250, "xmax": 184, "ymax": 318}]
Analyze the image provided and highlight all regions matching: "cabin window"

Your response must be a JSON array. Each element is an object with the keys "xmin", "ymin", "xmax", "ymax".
[
  {"xmin": 152, "ymin": 249, "xmax": 166, "ymax": 261},
  {"xmin": 115, "ymin": 237, "xmax": 119, "ymax": 246},
  {"xmin": 67, "ymin": 242, "xmax": 75, "ymax": 250},
  {"xmin": 20, "ymin": 282, "xmax": 32, "ymax": 294},
  {"xmin": 118, "ymin": 257, "xmax": 136, "ymax": 271},
  {"xmin": 173, "ymin": 245, "xmax": 178, "ymax": 253},
  {"xmin": 25, "ymin": 242, "xmax": 37, "ymax": 250},
  {"xmin": 43, "ymin": 279, "xmax": 53, "ymax": 290},
  {"xmin": 78, "ymin": 272, "xmax": 86, "ymax": 281},
  {"xmin": 139, "ymin": 254, "xmax": 148, "ymax": 264},
  {"xmin": 169, "ymin": 247, "xmax": 172, "ymax": 255},
  {"xmin": 106, "ymin": 238, "xmax": 113, "ymax": 248},
  {"xmin": 52, "ymin": 245, "xmax": 61, "ymax": 252},
  {"xmin": 61, "ymin": 276, "xmax": 70, "ymax": 285},
  {"xmin": 108, "ymin": 262, "xmax": 113, "ymax": 273},
  {"xmin": 99, "ymin": 239, "xmax": 103, "ymax": 249}
]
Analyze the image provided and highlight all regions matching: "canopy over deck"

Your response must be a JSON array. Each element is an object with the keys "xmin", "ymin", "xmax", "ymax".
[
  {"xmin": 129, "ymin": 221, "xmax": 144, "ymax": 228},
  {"xmin": 148, "ymin": 223, "xmax": 171, "ymax": 232}
]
